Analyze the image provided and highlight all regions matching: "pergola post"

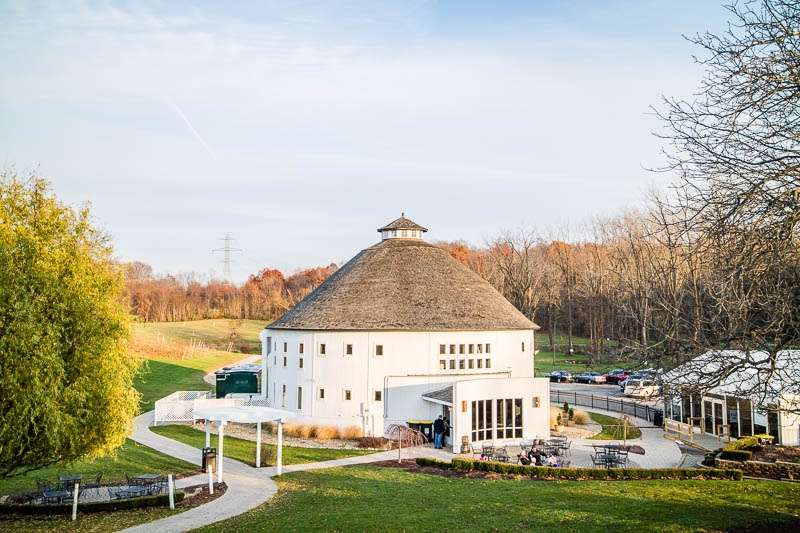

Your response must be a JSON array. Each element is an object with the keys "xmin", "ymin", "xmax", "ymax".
[
  {"xmin": 276, "ymin": 420, "xmax": 283, "ymax": 476},
  {"xmin": 217, "ymin": 420, "xmax": 225, "ymax": 483},
  {"xmin": 205, "ymin": 420, "xmax": 211, "ymax": 448},
  {"xmin": 256, "ymin": 421, "xmax": 262, "ymax": 468}
]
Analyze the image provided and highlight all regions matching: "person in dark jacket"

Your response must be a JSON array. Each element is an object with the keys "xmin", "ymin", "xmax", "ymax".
[{"xmin": 433, "ymin": 415, "xmax": 445, "ymax": 449}]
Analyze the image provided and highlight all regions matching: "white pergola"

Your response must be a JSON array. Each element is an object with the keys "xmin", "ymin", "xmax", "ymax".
[{"xmin": 193, "ymin": 405, "xmax": 296, "ymax": 483}]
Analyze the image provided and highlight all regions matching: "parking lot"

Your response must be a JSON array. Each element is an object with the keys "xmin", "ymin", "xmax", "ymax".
[{"xmin": 550, "ymin": 381, "xmax": 663, "ymax": 408}]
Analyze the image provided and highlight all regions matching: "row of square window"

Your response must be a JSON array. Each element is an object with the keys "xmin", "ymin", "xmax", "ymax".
[
  {"xmin": 272, "ymin": 384, "xmax": 382, "ymax": 409},
  {"xmin": 441, "ymin": 358, "xmax": 491, "ymax": 370},
  {"xmin": 274, "ymin": 356, "xmax": 493, "ymax": 371},
  {"xmin": 440, "ymin": 342, "xmax": 526, "ymax": 355},
  {"xmin": 440, "ymin": 343, "xmax": 491, "ymax": 355},
  {"xmin": 276, "ymin": 342, "xmax": 381, "ymax": 356}
]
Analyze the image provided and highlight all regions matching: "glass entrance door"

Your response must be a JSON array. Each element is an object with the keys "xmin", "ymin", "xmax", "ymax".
[
  {"xmin": 713, "ymin": 402, "xmax": 724, "ymax": 436},
  {"xmin": 703, "ymin": 400, "xmax": 713, "ymax": 433}
]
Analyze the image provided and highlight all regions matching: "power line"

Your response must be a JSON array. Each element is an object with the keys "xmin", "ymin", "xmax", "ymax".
[{"xmin": 212, "ymin": 232, "xmax": 242, "ymax": 280}]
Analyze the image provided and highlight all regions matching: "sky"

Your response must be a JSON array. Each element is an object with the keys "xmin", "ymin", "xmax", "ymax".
[{"xmin": 0, "ymin": 1, "xmax": 729, "ymax": 282}]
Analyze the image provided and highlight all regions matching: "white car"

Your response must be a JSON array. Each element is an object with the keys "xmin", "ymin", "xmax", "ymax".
[{"xmin": 623, "ymin": 379, "xmax": 659, "ymax": 398}]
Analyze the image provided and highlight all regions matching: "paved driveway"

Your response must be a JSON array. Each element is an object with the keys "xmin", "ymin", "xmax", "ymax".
[{"xmin": 551, "ymin": 381, "xmax": 663, "ymax": 408}]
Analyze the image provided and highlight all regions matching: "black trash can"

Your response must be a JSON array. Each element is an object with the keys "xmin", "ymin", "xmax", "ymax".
[
  {"xmin": 202, "ymin": 446, "xmax": 217, "ymax": 473},
  {"xmin": 653, "ymin": 409, "xmax": 664, "ymax": 428}
]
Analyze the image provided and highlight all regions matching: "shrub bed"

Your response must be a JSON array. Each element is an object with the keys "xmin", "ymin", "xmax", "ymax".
[
  {"xmin": 416, "ymin": 457, "xmax": 742, "ymax": 481},
  {"xmin": 719, "ymin": 450, "xmax": 753, "ymax": 461},
  {"xmin": 0, "ymin": 491, "xmax": 185, "ymax": 516}
]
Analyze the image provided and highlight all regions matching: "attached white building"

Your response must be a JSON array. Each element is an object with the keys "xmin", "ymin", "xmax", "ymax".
[
  {"xmin": 663, "ymin": 350, "xmax": 800, "ymax": 445},
  {"xmin": 260, "ymin": 215, "xmax": 550, "ymax": 451}
]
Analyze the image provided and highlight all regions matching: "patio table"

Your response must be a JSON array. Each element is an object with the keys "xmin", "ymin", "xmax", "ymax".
[{"xmin": 42, "ymin": 489, "xmax": 72, "ymax": 504}]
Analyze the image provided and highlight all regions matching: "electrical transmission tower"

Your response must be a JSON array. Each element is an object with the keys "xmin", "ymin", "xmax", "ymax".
[{"xmin": 212, "ymin": 232, "xmax": 242, "ymax": 280}]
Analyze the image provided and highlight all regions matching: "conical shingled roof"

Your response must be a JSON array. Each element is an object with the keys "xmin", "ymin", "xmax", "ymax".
[{"xmin": 268, "ymin": 232, "xmax": 537, "ymax": 331}]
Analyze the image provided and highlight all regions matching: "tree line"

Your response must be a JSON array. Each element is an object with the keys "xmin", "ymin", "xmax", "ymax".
[{"xmin": 124, "ymin": 261, "xmax": 337, "ymax": 322}]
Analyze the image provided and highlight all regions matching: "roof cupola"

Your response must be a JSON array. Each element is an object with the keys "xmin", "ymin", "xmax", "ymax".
[{"xmin": 377, "ymin": 213, "xmax": 428, "ymax": 241}]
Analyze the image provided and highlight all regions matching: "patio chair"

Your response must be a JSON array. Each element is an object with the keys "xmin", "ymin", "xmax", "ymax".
[
  {"xmin": 470, "ymin": 444, "xmax": 482, "ymax": 457},
  {"xmin": 85, "ymin": 473, "xmax": 103, "ymax": 489},
  {"xmin": 561, "ymin": 440, "xmax": 571, "ymax": 456},
  {"xmin": 519, "ymin": 439, "xmax": 534, "ymax": 453},
  {"xmin": 481, "ymin": 445, "xmax": 495, "ymax": 460},
  {"xmin": 494, "ymin": 446, "xmax": 511, "ymax": 463}
]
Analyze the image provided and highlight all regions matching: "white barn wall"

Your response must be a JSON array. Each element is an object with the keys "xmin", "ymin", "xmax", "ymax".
[{"xmin": 260, "ymin": 328, "xmax": 536, "ymax": 435}]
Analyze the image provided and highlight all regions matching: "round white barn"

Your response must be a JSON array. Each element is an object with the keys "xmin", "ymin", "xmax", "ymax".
[{"xmin": 260, "ymin": 215, "xmax": 550, "ymax": 451}]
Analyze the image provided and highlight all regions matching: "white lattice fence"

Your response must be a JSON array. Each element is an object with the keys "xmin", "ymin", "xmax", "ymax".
[
  {"xmin": 153, "ymin": 391, "xmax": 212, "ymax": 425},
  {"xmin": 153, "ymin": 392, "xmax": 271, "ymax": 425}
]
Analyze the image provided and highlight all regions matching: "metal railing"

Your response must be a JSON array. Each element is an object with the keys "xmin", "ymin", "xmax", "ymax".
[{"xmin": 550, "ymin": 390, "xmax": 663, "ymax": 426}]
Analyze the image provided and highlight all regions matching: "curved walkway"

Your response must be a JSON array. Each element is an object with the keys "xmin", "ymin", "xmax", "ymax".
[{"xmin": 123, "ymin": 411, "xmax": 449, "ymax": 532}]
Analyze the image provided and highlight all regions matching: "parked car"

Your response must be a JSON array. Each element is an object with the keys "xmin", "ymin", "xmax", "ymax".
[
  {"xmin": 623, "ymin": 378, "xmax": 660, "ymax": 398},
  {"xmin": 549, "ymin": 370, "xmax": 574, "ymax": 383},
  {"xmin": 603, "ymin": 369, "xmax": 630, "ymax": 384},
  {"xmin": 619, "ymin": 370, "xmax": 651, "ymax": 391},
  {"xmin": 575, "ymin": 371, "xmax": 607, "ymax": 384}
]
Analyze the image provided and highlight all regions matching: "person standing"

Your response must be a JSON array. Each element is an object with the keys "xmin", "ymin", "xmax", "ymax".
[{"xmin": 433, "ymin": 415, "xmax": 445, "ymax": 449}]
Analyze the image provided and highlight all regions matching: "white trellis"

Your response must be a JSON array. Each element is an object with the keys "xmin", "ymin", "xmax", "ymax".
[{"xmin": 153, "ymin": 391, "xmax": 272, "ymax": 425}]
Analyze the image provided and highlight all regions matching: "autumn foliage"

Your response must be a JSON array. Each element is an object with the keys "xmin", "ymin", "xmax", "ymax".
[{"xmin": 125, "ymin": 262, "xmax": 337, "ymax": 323}]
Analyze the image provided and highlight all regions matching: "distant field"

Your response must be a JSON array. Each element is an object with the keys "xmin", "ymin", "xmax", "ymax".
[
  {"xmin": 132, "ymin": 319, "xmax": 265, "ymax": 355},
  {"xmin": 131, "ymin": 319, "xmax": 265, "ymax": 412}
]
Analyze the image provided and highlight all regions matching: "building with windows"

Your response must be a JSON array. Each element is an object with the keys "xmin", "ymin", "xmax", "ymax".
[
  {"xmin": 259, "ymin": 215, "xmax": 550, "ymax": 450},
  {"xmin": 662, "ymin": 350, "xmax": 800, "ymax": 445}
]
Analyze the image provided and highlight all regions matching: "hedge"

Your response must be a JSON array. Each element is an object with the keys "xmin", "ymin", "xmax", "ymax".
[
  {"xmin": 719, "ymin": 450, "xmax": 753, "ymax": 461},
  {"xmin": 0, "ymin": 491, "xmax": 185, "ymax": 516},
  {"xmin": 416, "ymin": 457, "xmax": 743, "ymax": 481}
]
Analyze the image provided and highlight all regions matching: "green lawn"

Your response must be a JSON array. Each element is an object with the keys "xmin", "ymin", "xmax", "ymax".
[
  {"xmin": 589, "ymin": 412, "xmax": 642, "ymax": 440},
  {"xmin": 151, "ymin": 425, "xmax": 374, "ymax": 467},
  {"xmin": 0, "ymin": 439, "xmax": 197, "ymax": 496},
  {"xmin": 196, "ymin": 465, "xmax": 800, "ymax": 532},
  {"xmin": 133, "ymin": 352, "xmax": 247, "ymax": 412}
]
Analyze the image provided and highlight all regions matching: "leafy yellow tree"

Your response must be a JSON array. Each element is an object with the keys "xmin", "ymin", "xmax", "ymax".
[{"xmin": 0, "ymin": 170, "xmax": 139, "ymax": 476}]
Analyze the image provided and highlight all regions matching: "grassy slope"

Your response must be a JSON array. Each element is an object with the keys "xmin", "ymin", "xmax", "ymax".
[
  {"xmin": 198, "ymin": 465, "xmax": 800, "ymax": 532},
  {"xmin": 588, "ymin": 412, "xmax": 642, "ymax": 440},
  {"xmin": 151, "ymin": 425, "xmax": 372, "ymax": 467},
  {"xmin": 0, "ymin": 439, "xmax": 197, "ymax": 496},
  {"xmin": 133, "ymin": 319, "xmax": 264, "ymax": 354},
  {"xmin": 132, "ymin": 319, "xmax": 265, "ymax": 411}
]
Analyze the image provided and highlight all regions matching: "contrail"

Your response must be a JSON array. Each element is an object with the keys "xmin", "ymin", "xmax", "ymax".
[{"xmin": 170, "ymin": 102, "xmax": 217, "ymax": 160}]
